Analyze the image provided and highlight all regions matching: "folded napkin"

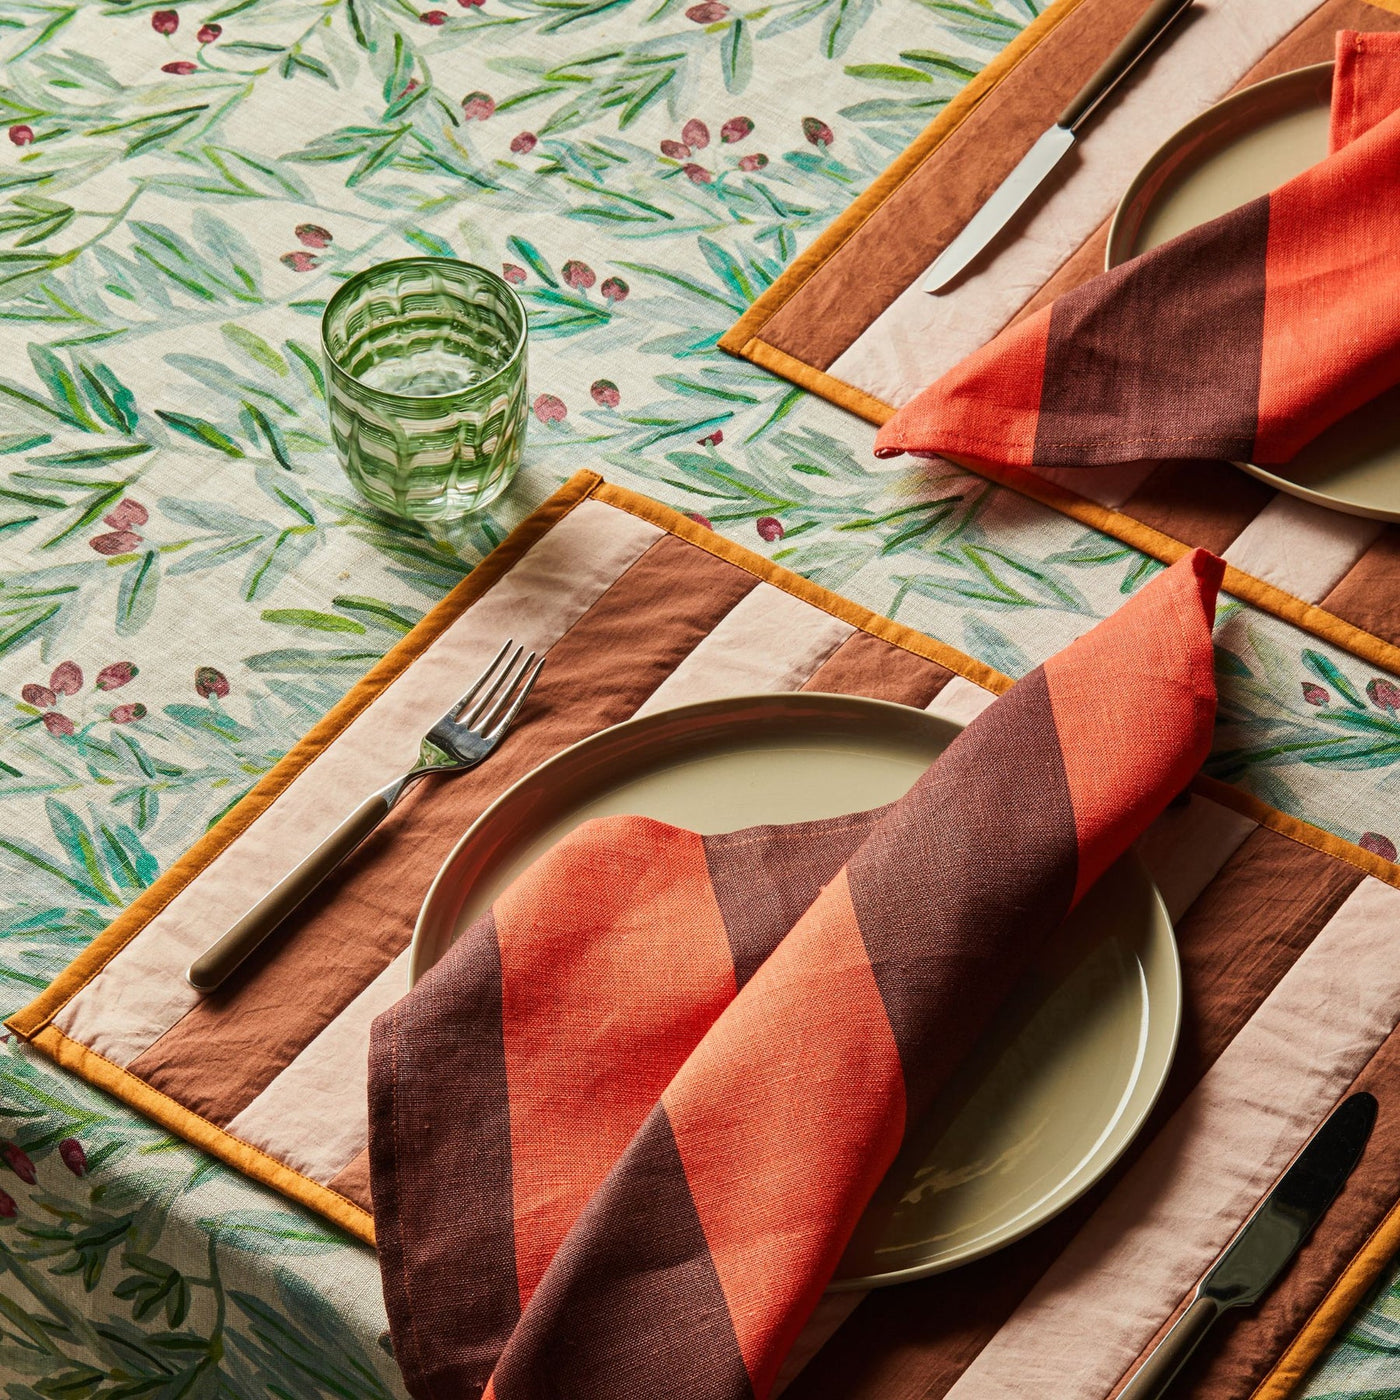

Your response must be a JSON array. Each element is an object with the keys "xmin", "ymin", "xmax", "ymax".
[
  {"xmin": 368, "ymin": 550, "xmax": 1223, "ymax": 1400},
  {"xmin": 873, "ymin": 30, "xmax": 1400, "ymax": 470}
]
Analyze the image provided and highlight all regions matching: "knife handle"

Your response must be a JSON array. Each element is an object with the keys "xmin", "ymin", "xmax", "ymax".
[
  {"xmin": 1116, "ymin": 1294, "xmax": 1220, "ymax": 1400},
  {"xmin": 1059, "ymin": 0, "xmax": 1195, "ymax": 132}
]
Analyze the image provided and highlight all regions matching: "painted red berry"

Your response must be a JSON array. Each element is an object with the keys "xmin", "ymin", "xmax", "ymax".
[
  {"xmin": 110, "ymin": 703, "xmax": 147, "ymax": 724},
  {"xmin": 295, "ymin": 223, "xmax": 333, "ymax": 249},
  {"xmin": 686, "ymin": 1, "xmax": 728, "ymax": 19},
  {"xmin": 562, "ymin": 260, "xmax": 595, "ymax": 290},
  {"xmin": 49, "ymin": 662, "xmax": 82, "ymax": 695},
  {"xmin": 698, "ymin": 428, "xmax": 723, "ymax": 446},
  {"xmin": 686, "ymin": 512, "xmax": 713, "ymax": 530},
  {"xmin": 41, "ymin": 713, "xmax": 74, "ymax": 737},
  {"xmin": 459, "ymin": 0, "xmax": 486, "ymax": 6},
  {"xmin": 195, "ymin": 666, "xmax": 229, "ymax": 699},
  {"xmin": 1301, "ymin": 682, "xmax": 1329, "ymax": 707},
  {"xmin": 58, "ymin": 1139, "xmax": 87, "ymax": 1177},
  {"xmin": 533, "ymin": 394, "xmax": 567, "ymax": 424},
  {"xmin": 2, "ymin": 1144, "xmax": 35, "ymax": 1185},
  {"xmin": 721, "ymin": 116, "xmax": 753, "ymax": 143},
  {"xmin": 420, "ymin": 8, "xmax": 447, "ymax": 21},
  {"xmin": 20, "ymin": 685, "xmax": 56, "ymax": 708},
  {"xmin": 197, "ymin": 21, "xmax": 221, "ymax": 41},
  {"xmin": 600, "ymin": 276, "xmax": 628, "ymax": 303},
  {"xmin": 1367, "ymin": 678, "xmax": 1400, "ymax": 713},
  {"xmin": 756, "ymin": 516, "xmax": 784, "ymax": 542},
  {"xmin": 103, "ymin": 498, "xmax": 148, "ymax": 530},
  {"xmin": 590, "ymin": 379, "xmax": 620, "ymax": 408},
  {"xmin": 802, "ymin": 116, "xmax": 834, "ymax": 148},
  {"xmin": 96, "ymin": 662, "xmax": 137, "ymax": 691},
  {"xmin": 8, "ymin": 125, "xmax": 33, "ymax": 147},
  {"xmin": 161, "ymin": 60, "xmax": 198, "ymax": 74},
  {"xmin": 461, "ymin": 91, "xmax": 495, "ymax": 120},
  {"xmin": 510, "ymin": 131, "xmax": 538, "ymax": 154},
  {"xmin": 682, "ymin": 118, "xmax": 709, "ymax": 150},
  {"xmin": 280, "ymin": 251, "xmax": 318, "ymax": 272},
  {"xmin": 1360, "ymin": 832, "xmax": 1398, "ymax": 862},
  {"xmin": 90, "ymin": 529, "xmax": 142, "ymax": 554},
  {"xmin": 660, "ymin": 140, "xmax": 691, "ymax": 160},
  {"xmin": 0, "ymin": 1189, "xmax": 14, "ymax": 1219},
  {"xmin": 682, "ymin": 163, "xmax": 711, "ymax": 184},
  {"xmin": 738, "ymin": 153, "xmax": 768, "ymax": 172},
  {"xmin": 152, "ymin": 9, "xmax": 179, "ymax": 33},
  {"xmin": 502, "ymin": 263, "xmax": 526, "ymax": 285}
]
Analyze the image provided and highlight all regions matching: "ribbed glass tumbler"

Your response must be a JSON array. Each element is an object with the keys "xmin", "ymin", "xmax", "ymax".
[{"xmin": 321, "ymin": 258, "xmax": 528, "ymax": 522}]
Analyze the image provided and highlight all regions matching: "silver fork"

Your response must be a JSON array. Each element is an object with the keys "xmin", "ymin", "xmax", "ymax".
[{"xmin": 185, "ymin": 640, "xmax": 544, "ymax": 992}]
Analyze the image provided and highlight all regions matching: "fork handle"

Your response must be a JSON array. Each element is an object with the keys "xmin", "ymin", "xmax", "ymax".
[{"xmin": 185, "ymin": 784, "xmax": 396, "ymax": 993}]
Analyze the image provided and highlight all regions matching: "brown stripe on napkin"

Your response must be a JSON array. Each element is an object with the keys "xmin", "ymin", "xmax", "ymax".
[{"xmin": 127, "ymin": 533, "xmax": 759, "ymax": 1124}]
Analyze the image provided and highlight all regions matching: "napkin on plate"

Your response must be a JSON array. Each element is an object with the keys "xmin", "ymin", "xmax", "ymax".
[
  {"xmin": 873, "ymin": 30, "xmax": 1400, "ymax": 470},
  {"xmin": 368, "ymin": 549, "xmax": 1223, "ymax": 1400}
]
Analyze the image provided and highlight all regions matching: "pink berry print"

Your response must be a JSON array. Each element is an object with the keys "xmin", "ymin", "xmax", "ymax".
[
  {"xmin": 738, "ymin": 153, "xmax": 768, "ymax": 172},
  {"xmin": 195, "ymin": 666, "xmax": 229, "ymax": 699},
  {"xmin": 58, "ymin": 1139, "xmax": 87, "ymax": 1176},
  {"xmin": 1301, "ymin": 682, "xmax": 1329, "ymax": 706},
  {"xmin": 802, "ymin": 116, "xmax": 834, "ymax": 148},
  {"xmin": 756, "ymin": 516, "xmax": 785, "ymax": 542},
  {"xmin": 590, "ymin": 379, "xmax": 620, "ymax": 408},
  {"xmin": 510, "ymin": 132, "xmax": 538, "ymax": 154},
  {"xmin": 660, "ymin": 140, "xmax": 691, "ymax": 160},
  {"xmin": 295, "ymin": 223, "xmax": 333, "ymax": 249},
  {"xmin": 461, "ymin": 91, "xmax": 495, "ymax": 120},
  {"xmin": 562, "ymin": 260, "xmax": 595, "ymax": 290},
  {"xmin": 698, "ymin": 428, "xmax": 723, "ymax": 446},
  {"xmin": 20, "ymin": 685, "xmax": 56, "ymax": 708},
  {"xmin": 600, "ymin": 276, "xmax": 628, "ymax": 303},
  {"xmin": 502, "ymin": 263, "xmax": 526, "ymax": 284},
  {"xmin": 686, "ymin": 512, "xmax": 713, "ymax": 530},
  {"xmin": 90, "ymin": 529, "xmax": 142, "ymax": 554},
  {"xmin": 161, "ymin": 61, "xmax": 198, "ymax": 75},
  {"xmin": 197, "ymin": 22, "xmax": 221, "ymax": 41},
  {"xmin": 41, "ymin": 713, "xmax": 74, "ymax": 737},
  {"xmin": 686, "ymin": 1, "xmax": 728, "ymax": 19},
  {"xmin": 681, "ymin": 119, "xmax": 709, "ymax": 150},
  {"xmin": 1367, "ymin": 678, "xmax": 1400, "ymax": 712},
  {"xmin": 2, "ymin": 1145, "xmax": 35, "ymax": 1184},
  {"xmin": 721, "ymin": 116, "xmax": 753, "ymax": 143},
  {"xmin": 533, "ymin": 394, "xmax": 567, "ymax": 424},
  {"xmin": 96, "ymin": 662, "xmax": 138, "ymax": 691},
  {"xmin": 420, "ymin": 8, "xmax": 447, "ymax": 21},
  {"xmin": 152, "ymin": 9, "xmax": 179, "ymax": 33},
  {"xmin": 49, "ymin": 662, "xmax": 82, "ymax": 695},
  {"xmin": 1360, "ymin": 832, "xmax": 1398, "ymax": 862},
  {"xmin": 8, "ymin": 125, "xmax": 34, "ymax": 147},
  {"xmin": 280, "ymin": 251, "xmax": 318, "ymax": 272},
  {"xmin": 682, "ymin": 164, "xmax": 711, "ymax": 185},
  {"xmin": 109, "ymin": 703, "xmax": 147, "ymax": 724},
  {"xmin": 0, "ymin": 1189, "xmax": 15, "ymax": 1218},
  {"xmin": 103, "ymin": 498, "xmax": 148, "ymax": 530}
]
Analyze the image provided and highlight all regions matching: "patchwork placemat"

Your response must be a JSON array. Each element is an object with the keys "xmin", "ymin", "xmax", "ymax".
[
  {"xmin": 720, "ymin": 0, "xmax": 1400, "ymax": 680},
  {"xmin": 9, "ymin": 470, "xmax": 1400, "ymax": 1400}
]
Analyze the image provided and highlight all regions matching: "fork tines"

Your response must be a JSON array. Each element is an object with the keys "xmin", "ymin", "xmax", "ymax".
[{"xmin": 444, "ymin": 641, "xmax": 544, "ymax": 737}]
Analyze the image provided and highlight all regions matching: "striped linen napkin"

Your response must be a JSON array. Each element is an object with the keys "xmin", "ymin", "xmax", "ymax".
[
  {"xmin": 872, "ymin": 30, "xmax": 1400, "ymax": 470},
  {"xmin": 367, "ymin": 549, "xmax": 1223, "ymax": 1400}
]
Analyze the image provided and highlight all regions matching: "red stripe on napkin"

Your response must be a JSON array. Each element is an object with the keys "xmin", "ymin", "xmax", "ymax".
[
  {"xmin": 369, "ymin": 550, "xmax": 1222, "ymax": 1400},
  {"xmin": 873, "ymin": 31, "xmax": 1400, "ymax": 472}
]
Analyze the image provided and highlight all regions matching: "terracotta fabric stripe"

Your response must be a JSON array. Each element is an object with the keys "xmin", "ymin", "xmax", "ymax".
[
  {"xmin": 1118, "ymin": 460, "xmax": 1274, "ymax": 557},
  {"xmin": 1224, "ymin": 492, "xmax": 1385, "ymax": 603},
  {"xmin": 703, "ymin": 810, "xmax": 881, "ymax": 990},
  {"xmin": 782, "ymin": 804, "xmax": 1362, "ymax": 1400},
  {"xmin": 369, "ymin": 908, "xmax": 517, "ymax": 1400},
  {"xmin": 1182, "ymin": 1020, "xmax": 1400, "ymax": 1398},
  {"xmin": 800, "ymin": 629, "xmax": 954, "ymax": 707},
  {"xmin": 52, "ymin": 496, "xmax": 661, "ymax": 1069},
  {"xmin": 667, "ymin": 869, "xmax": 908, "ymax": 1398},
  {"xmin": 224, "ymin": 948, "xmax": 410, "ymax": 1185},
  {"xmin": 754, "ymin": 0, "xmax": 1152, "ymax": 372},
  {"xmin": 942, "ymin": 875, "xmax": 1400, "ymax": 1400},
  {"xmin": 127, "ymin": 533, "xmax": 759, "ymax": 1125},
  {"xmin": 1044, "ymin": 550, "xmax": 1220, "ymax": 901},
  {"xmin": 848, "ymin": 666, "xmax": 1075, "ymax": 1092},
  {"xmin": 325, "ymin": 1148, "xmax": 371, "ymax": 1213},
  {"xmin": 632, "ymin": 581, "xmax": 853, "ymax": 718},
  {"xmin": 1031, "ymin": 196, "xmax": 1269, "ymax": 466},
  {"xmin": 493, "ymin": 816, "xmax": 738, "ymax": 1310},
  {"xmin": 1320, "ymin": 525, "xmax": 1400, "ymax": 646},
  {"xmin": 490, "ymin": 1106, "xmax": 754, "ymax": 1400}
]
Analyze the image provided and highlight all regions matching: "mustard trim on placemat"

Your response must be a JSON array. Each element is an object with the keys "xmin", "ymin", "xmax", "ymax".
[
  {"xmin": 31, "ymin": 1022, "xmax": 376, "ymax": 1245},
  {"xmin": 5, "ymin": 470, "xmax": 604, "ymax": 1043},
  {"xmin": 716, "ymin": 0, "xmax": 1088, "ymax": 358}
]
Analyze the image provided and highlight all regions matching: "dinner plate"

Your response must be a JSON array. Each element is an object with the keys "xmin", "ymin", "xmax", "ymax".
[
  {"xmin": 411, "ymin": 692, "xmax": 1180, "ymax": 1286},
  {"xmin": 1107, "ymin": 63, "xmax": 1400, "ymax": 521}
]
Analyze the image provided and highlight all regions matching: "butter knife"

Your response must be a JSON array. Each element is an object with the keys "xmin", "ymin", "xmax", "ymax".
[
  {"xmin": 923, "ymin": 0, "xmax": 1196, "ymax": 294},
  {"xmin": 1117, "ymin": 1091, "xmax": 1378, "ymax": 1400}
]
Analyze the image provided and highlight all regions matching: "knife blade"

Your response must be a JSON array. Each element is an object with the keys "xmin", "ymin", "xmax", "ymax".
[
  {"xmin": 1117, "ymin": 1092, "xmax": 1378, "ymax": 1400},
  {"xmin": 923, "ymin": 0, "xmax": 1196, "ymax": 294}
]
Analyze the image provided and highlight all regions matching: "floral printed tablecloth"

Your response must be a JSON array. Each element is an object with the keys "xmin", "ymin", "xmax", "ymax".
[{"xmin": 0, "ymin": 0, "xmax": 1398, "ymax": 1394}]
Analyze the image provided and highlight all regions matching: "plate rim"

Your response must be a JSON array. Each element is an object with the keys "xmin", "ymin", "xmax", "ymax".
[
  {"xmin": 1104, "ymin": 61, "xmax": 1400, "ymax": 522},
  {"xmin": 410, "ymin": 690, "xmax": 1183, "ymax": 1285}
]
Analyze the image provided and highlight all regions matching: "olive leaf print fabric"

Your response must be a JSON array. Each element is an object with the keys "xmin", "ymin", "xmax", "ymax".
[{"xmin": 0, "ymin": 0, "xmax": 1398, "ymax": 1396}]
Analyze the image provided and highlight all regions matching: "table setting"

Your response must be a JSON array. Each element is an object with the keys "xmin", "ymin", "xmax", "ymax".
[{"xmin": 4, "ymin": 1, "xmax": 1400, "ymax": 1398}]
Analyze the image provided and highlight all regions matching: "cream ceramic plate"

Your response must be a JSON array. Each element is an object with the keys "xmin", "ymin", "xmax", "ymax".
[
  {"xmin": 411, "ymin": 693, "xmax": 1180, "ymax": 1286},
  {"xmin": 1108, "ymin": 63, "xmax": 1400, "ymax": 521}
]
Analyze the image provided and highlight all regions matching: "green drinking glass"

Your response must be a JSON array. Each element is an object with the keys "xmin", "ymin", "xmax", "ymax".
[{"xmin": 321, "ymin": 258, "xmax": 529, "ymax": 522}]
